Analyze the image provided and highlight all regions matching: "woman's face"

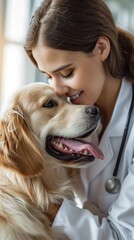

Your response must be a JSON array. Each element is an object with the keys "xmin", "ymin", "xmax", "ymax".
[{"xmin": 32, "ymin": 43, "xmax": 108, "ymax": 106}]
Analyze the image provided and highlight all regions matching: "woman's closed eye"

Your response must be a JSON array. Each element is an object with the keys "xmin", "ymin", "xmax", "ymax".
[
  {"xmin": 44, "ymin": 69, "xmax": 74, "ymax": 85},
  {"xmin": 61, "ymin": 70, "xmax": 74, "ymax": 79}
]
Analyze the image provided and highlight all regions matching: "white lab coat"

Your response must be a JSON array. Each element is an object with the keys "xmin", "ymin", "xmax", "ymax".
[{"xmin": 53, "ymin": 78, "xmax": 134, "ymax": 240}]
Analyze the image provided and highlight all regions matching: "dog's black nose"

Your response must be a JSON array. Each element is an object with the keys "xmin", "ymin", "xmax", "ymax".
[{"xmin": 85, "ymin": 106, "xmax": 100, "ymax": 117}]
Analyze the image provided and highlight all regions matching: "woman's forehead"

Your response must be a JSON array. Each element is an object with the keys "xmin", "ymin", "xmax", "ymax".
[{"xmin": 32, "ymin": 45, "xmax": 85, "ymax": 72}]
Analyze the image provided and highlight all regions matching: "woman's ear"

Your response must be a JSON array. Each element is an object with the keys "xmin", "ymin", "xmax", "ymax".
[
  {"xmin": 0, "ymin": 107, "xmax": 44, "ymax": 176},
  {"xmin": 93, "ymin": 36, "xmax": 111, "ymax": 62}
]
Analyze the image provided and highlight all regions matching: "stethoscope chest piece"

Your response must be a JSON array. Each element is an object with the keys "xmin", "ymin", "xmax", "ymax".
[{"xmin": 105, "ymin": 177, "xmax": 121, "ymax": 194}]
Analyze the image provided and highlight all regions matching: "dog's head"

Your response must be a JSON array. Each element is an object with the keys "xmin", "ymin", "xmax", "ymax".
[{"xmin": 0, "ymin": 82, "xmax": 103, "ymax": 176}]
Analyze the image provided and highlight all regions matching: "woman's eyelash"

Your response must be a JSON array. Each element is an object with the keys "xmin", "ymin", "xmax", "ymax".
[
  {"xmin": 62, "ymin": 70, "xmax": 74, "ymax": 78},
  {"xmin": 44, "ymin": 70, "xmax": 74, "ymax": 82},
  {"xmin": 45, "ymin": 75, "xmax": 52, "ymax": 82},
  {"xmin": 46, "ymin": 75, "xmax": 51, "ymax": 79}
]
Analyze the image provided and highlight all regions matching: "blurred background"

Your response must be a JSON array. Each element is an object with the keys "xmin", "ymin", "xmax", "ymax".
[{"xmin": 0, "ymin": 0, "xmax": 134, "ymax": 107}]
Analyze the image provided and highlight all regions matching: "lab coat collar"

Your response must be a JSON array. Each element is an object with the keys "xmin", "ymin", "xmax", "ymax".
[
  {"xmin": 84, "ymin": 78, "xmax": 133, "ymax": 182},
  {"xmin": 107, "ymin": 78, "xmax": 132, "ymax": 137}
]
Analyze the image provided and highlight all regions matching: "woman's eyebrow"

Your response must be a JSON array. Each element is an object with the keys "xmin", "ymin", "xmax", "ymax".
[{"xmin": 39, "ymin": 63, "xmax": 73, "ymax": 74}]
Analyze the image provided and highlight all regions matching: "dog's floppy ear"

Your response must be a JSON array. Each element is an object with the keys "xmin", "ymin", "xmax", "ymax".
[{"xmin": 0, "ymin": 107, "xmax": 44, "ymax": 176}]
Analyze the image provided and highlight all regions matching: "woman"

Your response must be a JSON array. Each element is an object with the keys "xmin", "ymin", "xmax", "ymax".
[{"xmin": 24, "ymin": 0, "xmax": 134, "ymax": 239}]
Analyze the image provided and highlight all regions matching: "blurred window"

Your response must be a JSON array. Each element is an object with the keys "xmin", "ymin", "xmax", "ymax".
[
  {"xmin": 106, "ymin": 0, "xmax": 134, "ymax": 33},
  {"xmin": 5, "ymin": 0, "xmax": 30, "ymax": 42},
  {"xmin": 0, "ymin": 0, "xmax": 42, "ymax": 107}
]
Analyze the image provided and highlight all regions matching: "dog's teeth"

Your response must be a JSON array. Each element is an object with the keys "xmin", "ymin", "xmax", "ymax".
[
  {"xmin": 69, "ymin": 148, "xmax": 73, "ymax": 152},
  {"xmin": 51, "ymin": 140, "xmax": 93, "ymax": 156},
  {"xmin": 78, "ymin": 149, "xmax": 92, "ymax": 155},
  {"xmin": 83, "ymin": 149, "xmax": 88, "ymax": 155},
  {"xmin": 71, "ymin": 148, "xmax": 92, "ymax": 155},
  {"xmin": 58, "ymin": 143, "xmax": 63, "ymax": 148}
]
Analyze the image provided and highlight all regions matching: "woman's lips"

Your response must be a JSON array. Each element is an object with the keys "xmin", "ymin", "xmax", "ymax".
[{"xmin": 69, "ymin": 91, "xmax": 83, "ymax": 104}]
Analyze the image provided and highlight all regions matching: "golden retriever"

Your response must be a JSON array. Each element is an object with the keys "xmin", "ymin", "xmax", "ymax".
[{"xmin": 0, "ymin": 82, "xmax": 103, "ymax": 240}]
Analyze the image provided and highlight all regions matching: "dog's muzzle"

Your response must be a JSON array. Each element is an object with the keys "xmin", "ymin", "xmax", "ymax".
[{"xmin": 45, "ymin": 106, "xmax": 104, "ymax": 165}]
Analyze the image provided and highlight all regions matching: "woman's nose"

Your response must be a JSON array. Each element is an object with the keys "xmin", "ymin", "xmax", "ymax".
[{"xmin": 50, "ymin": 79, "xmax": 69, "ymax": 96}]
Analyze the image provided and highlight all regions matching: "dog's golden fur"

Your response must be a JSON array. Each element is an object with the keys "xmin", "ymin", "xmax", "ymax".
[{"xmin": 0, "ymin": 82, "xmax": 101, "ymax": 239}]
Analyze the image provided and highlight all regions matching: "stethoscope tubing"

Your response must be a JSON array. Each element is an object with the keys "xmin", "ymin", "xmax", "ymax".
[
  {"xmin": 113, "ymin": 84, "xmax": 134, "ymax": 177},
  {"xmin": 105, "ymin": 84, "xmax": 134, "ymax": 193}
]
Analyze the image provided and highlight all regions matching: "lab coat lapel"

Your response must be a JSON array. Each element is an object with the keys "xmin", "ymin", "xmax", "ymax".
[
  {"xmin": 87, "ymin": 129, "xmax": 114, "ymax": 182},
  {"xmin": 86, "ymin": 78, "xmax": 132, "ymax": 182}
]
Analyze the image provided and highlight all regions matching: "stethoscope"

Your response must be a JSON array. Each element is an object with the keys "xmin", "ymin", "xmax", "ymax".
[{"xmin": 105, "ymin": 84, "xmax": 134, "ymax": 194}]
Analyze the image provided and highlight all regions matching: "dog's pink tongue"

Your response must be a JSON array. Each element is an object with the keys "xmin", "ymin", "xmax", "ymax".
[{"xmin": 53, "ymin": 138, "xmax": 104, "ymax": 159}]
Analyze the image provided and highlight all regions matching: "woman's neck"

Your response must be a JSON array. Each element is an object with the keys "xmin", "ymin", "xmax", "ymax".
[{"xmin": 96, "ymin": 76, "xmax": 122, "ymax": 137}]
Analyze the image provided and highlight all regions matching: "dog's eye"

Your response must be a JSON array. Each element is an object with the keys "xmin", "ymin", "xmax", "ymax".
[{"xmin": 43, "ymin": 100, "xmax": 57, "ymax": 108}]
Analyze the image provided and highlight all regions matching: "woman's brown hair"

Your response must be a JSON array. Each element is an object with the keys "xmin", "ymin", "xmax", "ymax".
[{"xmin": 24, "ymin": 0, "xmax": 134, "ymax": 80}]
